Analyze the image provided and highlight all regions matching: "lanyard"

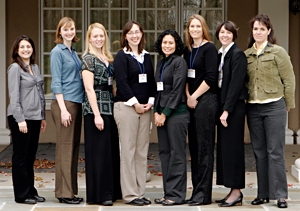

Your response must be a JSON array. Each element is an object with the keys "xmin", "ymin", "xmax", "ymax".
[
  {"xmin": 107, "ymin": 63, "xmax": 112, "ymax": 77},
  {"xmin": 189, "ymin": 47, "xmax": 200, "ymax": 69},
  {"xmin": 160, "ymin": 61, "xmax": 168, "ymax": 82},
  {"xmin": 132, "ymin": 56, "xmax": 145, "ymax": 74},
  {"xmin": 190, "ymin": 41, "xmax": 203, "ymax": 69}
]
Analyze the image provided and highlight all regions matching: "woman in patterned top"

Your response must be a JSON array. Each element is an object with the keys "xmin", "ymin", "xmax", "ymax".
[{"xmin": 81, "ymin": 23, "xmax": 121, "ymax": 206}]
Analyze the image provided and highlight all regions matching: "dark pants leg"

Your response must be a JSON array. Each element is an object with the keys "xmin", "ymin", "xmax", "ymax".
[
  {"xmin": 189, "ymin": 93, "xmax": 218, "ymax": 204},
  {"xmin": 8, "ymin": 115, "xmax": 41, "ymax": 202},
  {"xmin": 157, "ymin": 112, "xmax": 189, "ymax": 204},
  {"xmin": 247, "ymin": 98, "xmax": 288, "ymax": 200}
]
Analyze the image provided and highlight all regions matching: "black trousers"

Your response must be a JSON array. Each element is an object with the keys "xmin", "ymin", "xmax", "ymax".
[
  {"xmin": 188, "ymin": 93, "xmax": 218, "ymax": 204},
  {"xmin": 157, "ymin": 112, "xmax": 189, "ymax": 204},
  {"xmin": 84, "ymin": 114, "xmax": 122, "ymax": 203},
  {"xmin": 7, "ymin": 115, "xmax": 41, "ymax": 202}
]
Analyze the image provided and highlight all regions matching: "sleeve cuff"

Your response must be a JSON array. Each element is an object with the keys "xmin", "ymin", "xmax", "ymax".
[
  {"xmin": 123, "ymin": 97, "xmax": 139, "ymax": 106},
  {"xmin": 148, "ymin": 97, "xmax": 155, "ymax": 105},
  {"xmin": 162, "ymin": 107, "xmax": 173, "ymax": 117}
]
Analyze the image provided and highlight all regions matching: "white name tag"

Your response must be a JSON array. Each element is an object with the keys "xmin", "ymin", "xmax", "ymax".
[
  {"xmin": 157, "ymin": 82, "xmax": 164, "ymax": 91},
  {"xmin": 188, "ymin": 69, "xmax": 195, "ymax": 78},
  {"xmin": 139, "ymin": 74, "xmax": 147, "ymax": 83},
  {"xmin": 108, "ymin": 76, "xmax": 113, "ymax": 85}
]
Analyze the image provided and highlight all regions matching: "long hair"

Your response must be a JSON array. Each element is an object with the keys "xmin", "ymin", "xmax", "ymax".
[
  {"xmin": 215, "ymin": 21, "xmax": 238, "ymax": 41},
  {"xmin": 83, "ymin": 23, "xmax": 113, "ymax": 62},
  {"xmin": 54, "ymin": 17, "xmax": 80, "ymax": 44},
  {"xmin": 154, "ymin": 29, "xmax": 184, "ymax": 57},
  {"xmin": 120, "ymin": 20, "xmax": 145, "ymax": 54},
  {"xmin": 247, "ymin": 14, "xmax": 277, "ymax": 48},
  {"xmin": 185, "ymin": 14, "xmax": 211, "ymax": 51},
  {"xmin": 11, "ymin": 35, "xmax": 36, "ymax": 72}
]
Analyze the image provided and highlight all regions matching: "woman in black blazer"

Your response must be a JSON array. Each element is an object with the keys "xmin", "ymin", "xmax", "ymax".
[
  {"xmin": 214, "ymin": 21, "xmax": 248, "ymax": 207},
  {"xmin": 153, "ymin": 30, "xmax": 189, "ymax": 206}
]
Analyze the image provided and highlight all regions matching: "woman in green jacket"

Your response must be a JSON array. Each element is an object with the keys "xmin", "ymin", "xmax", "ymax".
[{"xmin": 245, "ymin": 14, "xmax": 295, "ymax": 209}]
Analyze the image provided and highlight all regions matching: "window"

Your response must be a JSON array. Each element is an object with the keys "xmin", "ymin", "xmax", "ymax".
[{"xmin": 40, "ymin": 0, "xmax": 224, "ymax": 99}]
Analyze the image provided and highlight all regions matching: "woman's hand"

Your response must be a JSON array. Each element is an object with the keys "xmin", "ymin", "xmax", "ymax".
[
  {"xmin": 18, "ymin": 121, "xmax": 27, "ymax": 133},
  {"xmin": 134, "ymin": 103, "xmax": 145, "ymax": 114},
  {"xmin": 286, "ymin": 107, "xmax": 290, "ymax": 112},
  {"xmin": 94, "ymin": 115, "xmax": 104, "ymax": 131},
  {"xmin": 40, "ymin": 120, "xmax": 47, "ymax": 132},
  {"xmin": 61, "ymin": 110, "xmax": 72, "ymax": 127},
  {"xmin": 220, "ymin": 110, "xmax": 229, "ymax": 127},
  {"xmin": 154, "ymin": 112, "xmax": 166, "ymax": 127},
  {"xmin": 187, "ymin": 95, "xmax": 198, "ymax": 109},
  {"xmin": 143, "ymin": 103, "xmax": 153, "ymax": 112}
]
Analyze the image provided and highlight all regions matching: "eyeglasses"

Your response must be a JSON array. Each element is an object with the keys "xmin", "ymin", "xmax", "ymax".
[{"xmin": 127, "ymin": 31, "xmax": 141, "ymax": 36}]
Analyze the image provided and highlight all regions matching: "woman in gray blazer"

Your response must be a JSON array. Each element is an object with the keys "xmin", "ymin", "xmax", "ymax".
[{"xmin": 153, "ymin": 30, "xmax": 189, "ymax": 206}]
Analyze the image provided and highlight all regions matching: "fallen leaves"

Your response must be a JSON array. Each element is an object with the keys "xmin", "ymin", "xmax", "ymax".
[{"xmin": 34, "ymin": 159, "xmax": 55, "ymax": 169}]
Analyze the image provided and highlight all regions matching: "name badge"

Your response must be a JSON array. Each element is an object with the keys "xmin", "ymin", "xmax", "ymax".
[
  {"xmin": 157, "ymin": 82, "xmax": 164, "ymax": 91},
  {"xmin": 108, "ymin": 76, "xmax": 113, "ymax": 86},
  {"xmin": 139, "ymin": 74, "xmax": 147, "ymax": 83},
  {"xmin": 188, "ymin": 69, "xmax": 195, "ymax": 78}
]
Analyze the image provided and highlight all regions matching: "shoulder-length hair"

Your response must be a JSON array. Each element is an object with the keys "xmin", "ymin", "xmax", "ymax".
[
  {"xmin": 54, "ymin": 17, "xmax": 80, "ymax": 44},
  {"xmin": 11, "ymin": 35, "xmax": 36, "ymax": 72},
  {"xmin": 185, "ymin": 14, "xmax": 211, "ymax": 51},
  {"xmin": 247, "ymin": 14, "xmax": 277, "ymax": 48},
  {"xmin": 154, "ymin": 29, "xmax": 184, "ymax": 57},
  {"xmin": 120, "ymin": 20, "xmax": 145, "ymax": 54},
  {"xmin": 215, "ymin": 21, "xmax": 238, "ymax": 41},
  {"xmin": 83, "ymin": 23, "xmax": 113, "ymax": 62}
]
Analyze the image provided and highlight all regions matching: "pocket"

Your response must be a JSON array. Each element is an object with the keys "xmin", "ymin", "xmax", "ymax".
[
  {"xmin": 264, "ymin": 87, "xmax": 278, "ymax": 93},
  {"xmin": 261, "ymin": 55, "xmax": 275, "ymax": 69}
]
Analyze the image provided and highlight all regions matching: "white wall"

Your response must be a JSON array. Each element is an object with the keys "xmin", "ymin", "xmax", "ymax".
[{"xmin": 259, "ymin": 0, "xmax": 289, "ymax": 51}]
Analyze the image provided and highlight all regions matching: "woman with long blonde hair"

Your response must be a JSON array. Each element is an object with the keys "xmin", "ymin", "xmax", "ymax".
[{"xmin": 81, "ymin": 23, "xmax": 121, "ymax": 206}]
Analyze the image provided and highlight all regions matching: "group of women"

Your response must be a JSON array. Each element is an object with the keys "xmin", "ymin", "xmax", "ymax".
[{"xmin": 6, "ymin": 13, "xmax": 294, "ymax": 209}]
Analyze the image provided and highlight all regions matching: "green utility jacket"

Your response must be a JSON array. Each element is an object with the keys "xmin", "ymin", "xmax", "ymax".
[{"xmin": 245, "ymin": 43, "xmax": 295, "ymax": 108}]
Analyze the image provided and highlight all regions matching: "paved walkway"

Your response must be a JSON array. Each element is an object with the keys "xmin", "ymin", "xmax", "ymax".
[{"xmin": 0, "ymin": 143, "xmax": 299, "ymax": 210}]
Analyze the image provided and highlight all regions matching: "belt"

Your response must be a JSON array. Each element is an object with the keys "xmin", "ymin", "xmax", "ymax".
[{"xmin": 94, "ymin": 84, "xmax": 112, "ymax": 91}]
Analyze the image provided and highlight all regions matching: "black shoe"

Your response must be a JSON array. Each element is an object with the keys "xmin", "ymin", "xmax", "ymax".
[
  {"xmin": 154, "ymin": 198, "xmax": 165, "ymax": 204},
  {"xmin": 73, "ymin": 196, "xmax": 83, "ymax": 202},
  {"xmin": 188, "ymin": 201, "xmax": 203, "ymax": 206},
  {"xmin": 57, "ymin": 197, "xmax": 80, "ymax": 204},
  {"xmin": 162, "ymin": 199, "xmax": 184, "ymax": 206},
  {"xmin": 102, "ymin": 200, "xmax": 113, "ymax": 206},
  {"xmin": 33, "ymin": 195, "xmax": 45, "ymax": 202},
  {"xmin": 126, "ymin": 198, "xmax": 144, "ymax": 206},
  {"xmin": 277, "ymin": 198, "xmax": 288, "ymax": 208},
  {"xmin": 18, "ymin": 198, "xmax": 37, "ymax": 204},
  {"xmin": 218, "ymin": 192, "xmax": 243, "ymax": 207},
  {"xmin": 251, "ymin": 197, "xmax": 269, "ymax": 205},
  {"xmin": 141, "ymin": 197, "xmax": 151, "ymax": 205}
]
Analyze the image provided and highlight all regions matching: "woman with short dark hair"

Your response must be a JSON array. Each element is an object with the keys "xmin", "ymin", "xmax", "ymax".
[
  {"xmin": 214, "ymin": 21, "xmax": 248, "ymax": 207},
  {"xmin": 153, "ymin": 29, "xmax": 189, "ymax": 206}
]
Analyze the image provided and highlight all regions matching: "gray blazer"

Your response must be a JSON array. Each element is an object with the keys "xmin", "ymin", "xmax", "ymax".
[
  {"xmin": 7, "ymin": 63, "xmax": 45, "ymax": 122},
  {"xmin": 154, "ymin": 54, "xmax": 187, "ymax": 110}
]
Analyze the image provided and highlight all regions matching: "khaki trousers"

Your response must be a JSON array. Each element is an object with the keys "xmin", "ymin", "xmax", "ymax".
[
  {"xmin": 114, "ymin": 102, "xmax": 151, "ymax": 203},
  {"xmin": 51, "ymin": 100, "xmax": 82, "ymax": 198}
]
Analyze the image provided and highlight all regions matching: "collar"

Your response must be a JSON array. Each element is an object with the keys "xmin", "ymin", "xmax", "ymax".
[
  {"xmin": 218, "ymin": 42, "xmax": 234, "ymax": 55},
  {"xmin": 57, "ymin": 43, "xmax": 75, "ymax": 51},
  {"xmin": 123, "ymin": 47, "xmax": 148, "ymax": 63}
]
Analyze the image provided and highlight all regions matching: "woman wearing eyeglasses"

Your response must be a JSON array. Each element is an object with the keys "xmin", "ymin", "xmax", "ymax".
[{"xmin": 113, "ymin": 20, "xmax": 156, "ymax": 206}]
